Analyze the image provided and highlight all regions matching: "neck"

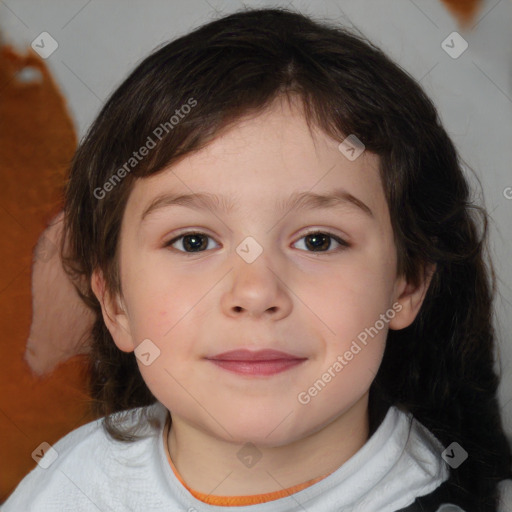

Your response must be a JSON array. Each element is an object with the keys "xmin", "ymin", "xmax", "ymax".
[{"xmin": 166, "ymin": 393, "xmax": 370, "ymax": 496}]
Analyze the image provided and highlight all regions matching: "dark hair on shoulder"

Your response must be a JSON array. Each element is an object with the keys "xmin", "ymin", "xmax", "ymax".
[{"xmin": 60, "ymin": 6, "xmax": 512, "ymax": 510}]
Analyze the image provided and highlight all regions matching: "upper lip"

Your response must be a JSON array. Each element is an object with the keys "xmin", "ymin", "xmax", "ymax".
[{"xmin": 207, "ymin": 349, "xmax": 306, "ymax": 361}]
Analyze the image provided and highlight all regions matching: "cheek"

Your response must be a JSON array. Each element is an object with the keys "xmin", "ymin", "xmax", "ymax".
[
  {"xmin": 314, "ymin": 255, "xmax": 395, "ymax": 338},
  {"xmin": 125, "ymin": 271, "xmax": 214, "ymax": 368},
  {"xmin": 296, "ymin": 333, "xmax": 385, "ymax": 425},
  {"xmin": 123, "ymin": 255, "xmax": 201, "ymax": 334}
]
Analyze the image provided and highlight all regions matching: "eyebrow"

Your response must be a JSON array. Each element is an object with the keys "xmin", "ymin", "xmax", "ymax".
[{"xmin": 140, "ymin": 187, "xmax": 374, "ymax": 224}]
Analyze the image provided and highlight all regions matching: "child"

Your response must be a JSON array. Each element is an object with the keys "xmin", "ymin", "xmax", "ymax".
[{"xmin": 3, "ymin": 7, "xmax": 512, "ymax": 512}]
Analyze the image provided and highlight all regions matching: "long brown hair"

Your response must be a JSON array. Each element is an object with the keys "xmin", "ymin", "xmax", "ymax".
[{"xmin": 61, "ymin": 7, "xmax": 512, "ymax": 510}]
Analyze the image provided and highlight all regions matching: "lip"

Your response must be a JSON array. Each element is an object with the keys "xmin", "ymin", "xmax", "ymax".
[
  {"xmin": 206, "ymin": 349, "xmax": 307, "ymax": 377},
  {"xmin": 207, "ymin": 349, "xmax": 303, "ymax": 361}
]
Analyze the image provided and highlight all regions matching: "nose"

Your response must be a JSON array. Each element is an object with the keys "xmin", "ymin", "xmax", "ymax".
[{"xmin": 220, "ymin": 251, "xmax": 293, "ymax": 320}]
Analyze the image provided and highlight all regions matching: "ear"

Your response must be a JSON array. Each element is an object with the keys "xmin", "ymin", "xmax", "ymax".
[
  {"xmin": 389, "ymin": 263, "xmax": 436, "ymax": 330},
  {"xmin": 90, "ymin": 269, "xmax": 134, "ymax": 353}
]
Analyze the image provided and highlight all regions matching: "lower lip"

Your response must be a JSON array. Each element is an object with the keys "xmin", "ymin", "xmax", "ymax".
[{"xmin": 208, "ymin": 359, "xmax": 306, "ymax": 376}]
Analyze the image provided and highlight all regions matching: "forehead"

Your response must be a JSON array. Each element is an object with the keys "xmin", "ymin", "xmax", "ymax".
[{"xmin": 123, "ymin": 98, "xmax": 387, "ymax": 225}]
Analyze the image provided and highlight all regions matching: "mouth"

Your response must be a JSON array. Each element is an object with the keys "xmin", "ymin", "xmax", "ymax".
[{"xmin": 205, "ymin": 349, "xmax": 308, "ymax": 377}]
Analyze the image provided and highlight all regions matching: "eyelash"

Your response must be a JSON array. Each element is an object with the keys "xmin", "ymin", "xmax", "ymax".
[{"xmin": 163, "ymin": 230, "xmax": 349, "ymax": 255}]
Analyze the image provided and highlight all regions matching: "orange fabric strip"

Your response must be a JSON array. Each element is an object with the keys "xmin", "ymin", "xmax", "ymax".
[{"xmin": 162, "ymin": 414, "xmax": 332, "ymax": 506}]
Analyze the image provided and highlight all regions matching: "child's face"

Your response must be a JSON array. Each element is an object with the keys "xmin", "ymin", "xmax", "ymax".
[{"xmin": 94, "ymin": 97, "xmax": 426, "ymax": 447}]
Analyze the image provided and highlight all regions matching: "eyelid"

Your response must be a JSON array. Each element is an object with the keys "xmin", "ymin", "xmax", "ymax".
[
  {"xmin": 164, "ymin": 227, "xmax": 350, "ymax": 254},
  {"xmin": 295, "ymin": 229, "xmax": 350, "ymax": 252}
]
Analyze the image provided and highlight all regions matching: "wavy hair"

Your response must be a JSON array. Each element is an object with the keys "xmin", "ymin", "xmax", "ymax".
[{"xmin": 61, "ymin": 7, "xmax": 512, "ymax": 510}]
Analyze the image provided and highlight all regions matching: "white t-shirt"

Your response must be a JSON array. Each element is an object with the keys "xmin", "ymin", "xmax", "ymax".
[{"xmin": 2, "ymin": 401, "xmax": 511, "ymax": 512}]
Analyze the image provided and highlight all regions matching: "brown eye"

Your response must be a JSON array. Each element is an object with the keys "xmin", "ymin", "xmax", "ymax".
[
  {"xmin": 165, "ymin": 232, "xmax": 218, "ymax": 253},
  {"xmin": 293, "ymin": 231, "xmax": 349, "ymax": 253},
  {"xmin": 164, "ymin": 230, "xmax": 349, "ymax": 255}
]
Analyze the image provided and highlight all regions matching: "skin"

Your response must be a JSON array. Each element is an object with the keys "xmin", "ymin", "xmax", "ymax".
[
  {"xmin": 91, "ymin": 95, "xmax": 433, "ymax": 496},
  {"xmin": 26, "ymin": 211, "xmax": 94, "ymax": 376}
]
